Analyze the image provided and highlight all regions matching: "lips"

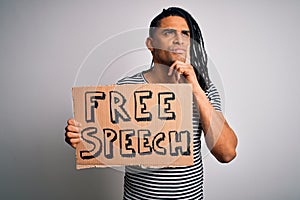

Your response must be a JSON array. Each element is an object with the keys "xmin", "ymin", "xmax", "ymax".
[{"xmin": 169, "ymin": 48, "xmax": 186, "ymax": 54}]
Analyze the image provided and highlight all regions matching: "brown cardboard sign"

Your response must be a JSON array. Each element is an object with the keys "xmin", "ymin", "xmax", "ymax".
[{"xmin": 72, "ymin": 84, "xmax": 193, "ymax": 169}]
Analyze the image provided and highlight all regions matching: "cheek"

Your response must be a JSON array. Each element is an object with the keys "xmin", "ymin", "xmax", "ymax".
[
  {"xmin": 153, "ymin": 49, "xmax": 168, "ymax": 59},
  {"xmin": 152, "ymin": 38, "xmax": 171, "ymax": 50}
]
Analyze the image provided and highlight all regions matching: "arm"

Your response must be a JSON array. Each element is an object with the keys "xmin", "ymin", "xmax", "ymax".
[
  {"xmin": 193, "ymin": 83, "xmax": 238, "ymax": 163},
  {"xmin": 169, "ymin": 61, "xmax": 238, "ymax": 163}
]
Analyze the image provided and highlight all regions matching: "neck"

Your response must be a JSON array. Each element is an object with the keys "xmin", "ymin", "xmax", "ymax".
[{"xmin": 144, "ymin": 63, "xmax": 178, "ymax": 84}]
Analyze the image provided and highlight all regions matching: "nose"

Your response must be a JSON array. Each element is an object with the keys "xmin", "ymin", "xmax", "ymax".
[{"xmin": 173, "ymin": 31, "xmax": 184, "ymax": 45}]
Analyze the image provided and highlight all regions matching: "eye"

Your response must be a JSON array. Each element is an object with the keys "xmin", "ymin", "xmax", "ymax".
[
  {"xmin": 182, "ymin": 31, "xmax": 190, "ymax": 37},
  {"xmin": 163, "ymin": 29, "xmax": 176, "ymax": 37}
]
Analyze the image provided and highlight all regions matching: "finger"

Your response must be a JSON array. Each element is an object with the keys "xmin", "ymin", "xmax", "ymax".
[
  {"xmin": 70, "ymin": 138, "xmax": 82, "ymax": 146},
  {"xmin": 177, "ymin": 71, "xmax": 181, "ymax": 82},
  {"xmin": 66, "ymin": 131, "xmax": 81, "ymax": 139},
  {"xmin": 65, "ymin": 125, "xmax": 81, "ymax": 133},
  {"xmin": 173, "ymin": 68, "xmax": 181, "ymax": 82},
  {"xmin": 67, "ymin": 119, "xmax": 82, "ymax": 127},
  {"xmin": 185, "ymin": 45, "xmax": 190, "ymax": 64},
  {"xmin": 65, "ymin": 137, "xmax": 81, "ymax": 148},
  {"xmin": 168, "ymin": 61, "xmax": 178, "ymax": 76}
]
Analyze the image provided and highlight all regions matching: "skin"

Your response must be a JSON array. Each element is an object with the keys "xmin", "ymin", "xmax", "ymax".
[{"xmin": 65, "ymin": 16, "xmax": 238, "ymax": 163}]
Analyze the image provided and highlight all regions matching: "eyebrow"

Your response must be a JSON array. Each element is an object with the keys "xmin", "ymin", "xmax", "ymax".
[
  {"xmin": 161, "ymin": 28, "xmax": 190, "ymax": 33},
  {"xmin": 182, "ymin": 30, "xmax": 190, "ymax": 35},
  {"xmin": 161, "ymin": 28, "xmax": 175, "ymax": 32}
]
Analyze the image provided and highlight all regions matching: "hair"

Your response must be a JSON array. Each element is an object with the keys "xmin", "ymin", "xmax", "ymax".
[{"xmin": 149, "ymin": 7, "xmax": 210, "ymax": 91}]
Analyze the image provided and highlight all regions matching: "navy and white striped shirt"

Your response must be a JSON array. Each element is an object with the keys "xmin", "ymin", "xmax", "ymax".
[{"xmin": 117, "ymin": 72, "xmax": 221, "ymax": 200}]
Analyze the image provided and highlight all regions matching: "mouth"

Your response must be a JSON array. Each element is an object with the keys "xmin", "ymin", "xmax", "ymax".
[{"xmin": 169, "ymin": 48, "xmax": 186, "ymax": 54}]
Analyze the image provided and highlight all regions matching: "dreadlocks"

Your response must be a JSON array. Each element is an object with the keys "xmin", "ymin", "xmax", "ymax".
[{"xmin": 149, "ymin": 7, "xmax": 210, "ymax": 92}]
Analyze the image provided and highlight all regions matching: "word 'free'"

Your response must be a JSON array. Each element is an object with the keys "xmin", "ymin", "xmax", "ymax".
[{"xmin": 85, "ymin": 90, "xmax": 176, "ymax": 124}]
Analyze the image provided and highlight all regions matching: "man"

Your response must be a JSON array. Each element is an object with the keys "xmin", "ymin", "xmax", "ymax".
[{"xmin": 65, "ymin": 7, "xmax": 238, "ymax": 199}]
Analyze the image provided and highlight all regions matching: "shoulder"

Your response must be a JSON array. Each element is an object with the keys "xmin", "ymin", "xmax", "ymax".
[
  {"xmin": 205, "ymin": 82, "xmax": 222, "ymax": 112},
  {"xmin": 117, "ymin": 72, "xmax": 147, "ymax": 85}
]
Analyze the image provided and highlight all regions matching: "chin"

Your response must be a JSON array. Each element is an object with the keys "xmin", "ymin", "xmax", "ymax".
[
  {"xmin": 173, "ymin": 56, "xmax": 186, "ymax": 63},
  {"xmin": 173, "ymin": 53, "xmax": 186, "ymax": 61}
]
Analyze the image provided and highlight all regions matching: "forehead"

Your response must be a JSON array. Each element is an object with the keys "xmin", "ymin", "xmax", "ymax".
[{"xmin": 159, "ymin": 16, "xmax": 189, "ymax": 30}]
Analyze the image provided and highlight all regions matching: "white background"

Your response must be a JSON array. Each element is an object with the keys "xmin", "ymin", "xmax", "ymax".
[{"xmin": 0, "ymin": 0, "xmax": 299, "ymax": 199}]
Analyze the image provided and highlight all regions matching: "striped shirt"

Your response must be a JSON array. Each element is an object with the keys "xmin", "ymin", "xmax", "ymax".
[{"xmin": 117, "ymin": 72, "xmax": 221, "ymax": 200}]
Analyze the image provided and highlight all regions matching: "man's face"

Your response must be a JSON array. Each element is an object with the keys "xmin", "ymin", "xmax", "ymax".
[{"xmin": 150, "ymin": 16, "xmax": 190, "ymax": 66}]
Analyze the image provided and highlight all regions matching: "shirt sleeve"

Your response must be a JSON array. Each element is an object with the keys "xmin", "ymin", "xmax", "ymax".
[{"xmin": 205, "ymin": 82, "xmax": 222, "ymax": 112}]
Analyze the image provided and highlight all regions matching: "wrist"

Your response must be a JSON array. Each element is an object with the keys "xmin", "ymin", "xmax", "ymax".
[{"xmin": 192, "ymin": 83, "xmax": 205, "ymax": 96}]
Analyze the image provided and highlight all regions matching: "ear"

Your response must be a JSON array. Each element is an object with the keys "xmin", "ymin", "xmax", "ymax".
[{"xmin": 145, "ymin": 37, "xmax": 154, "ymax": 52}]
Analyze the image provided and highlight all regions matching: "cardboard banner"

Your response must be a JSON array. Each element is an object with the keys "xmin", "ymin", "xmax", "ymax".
[{"xmin": 72, "ymin": 84, "xmax": 193, "ymax": 169}]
